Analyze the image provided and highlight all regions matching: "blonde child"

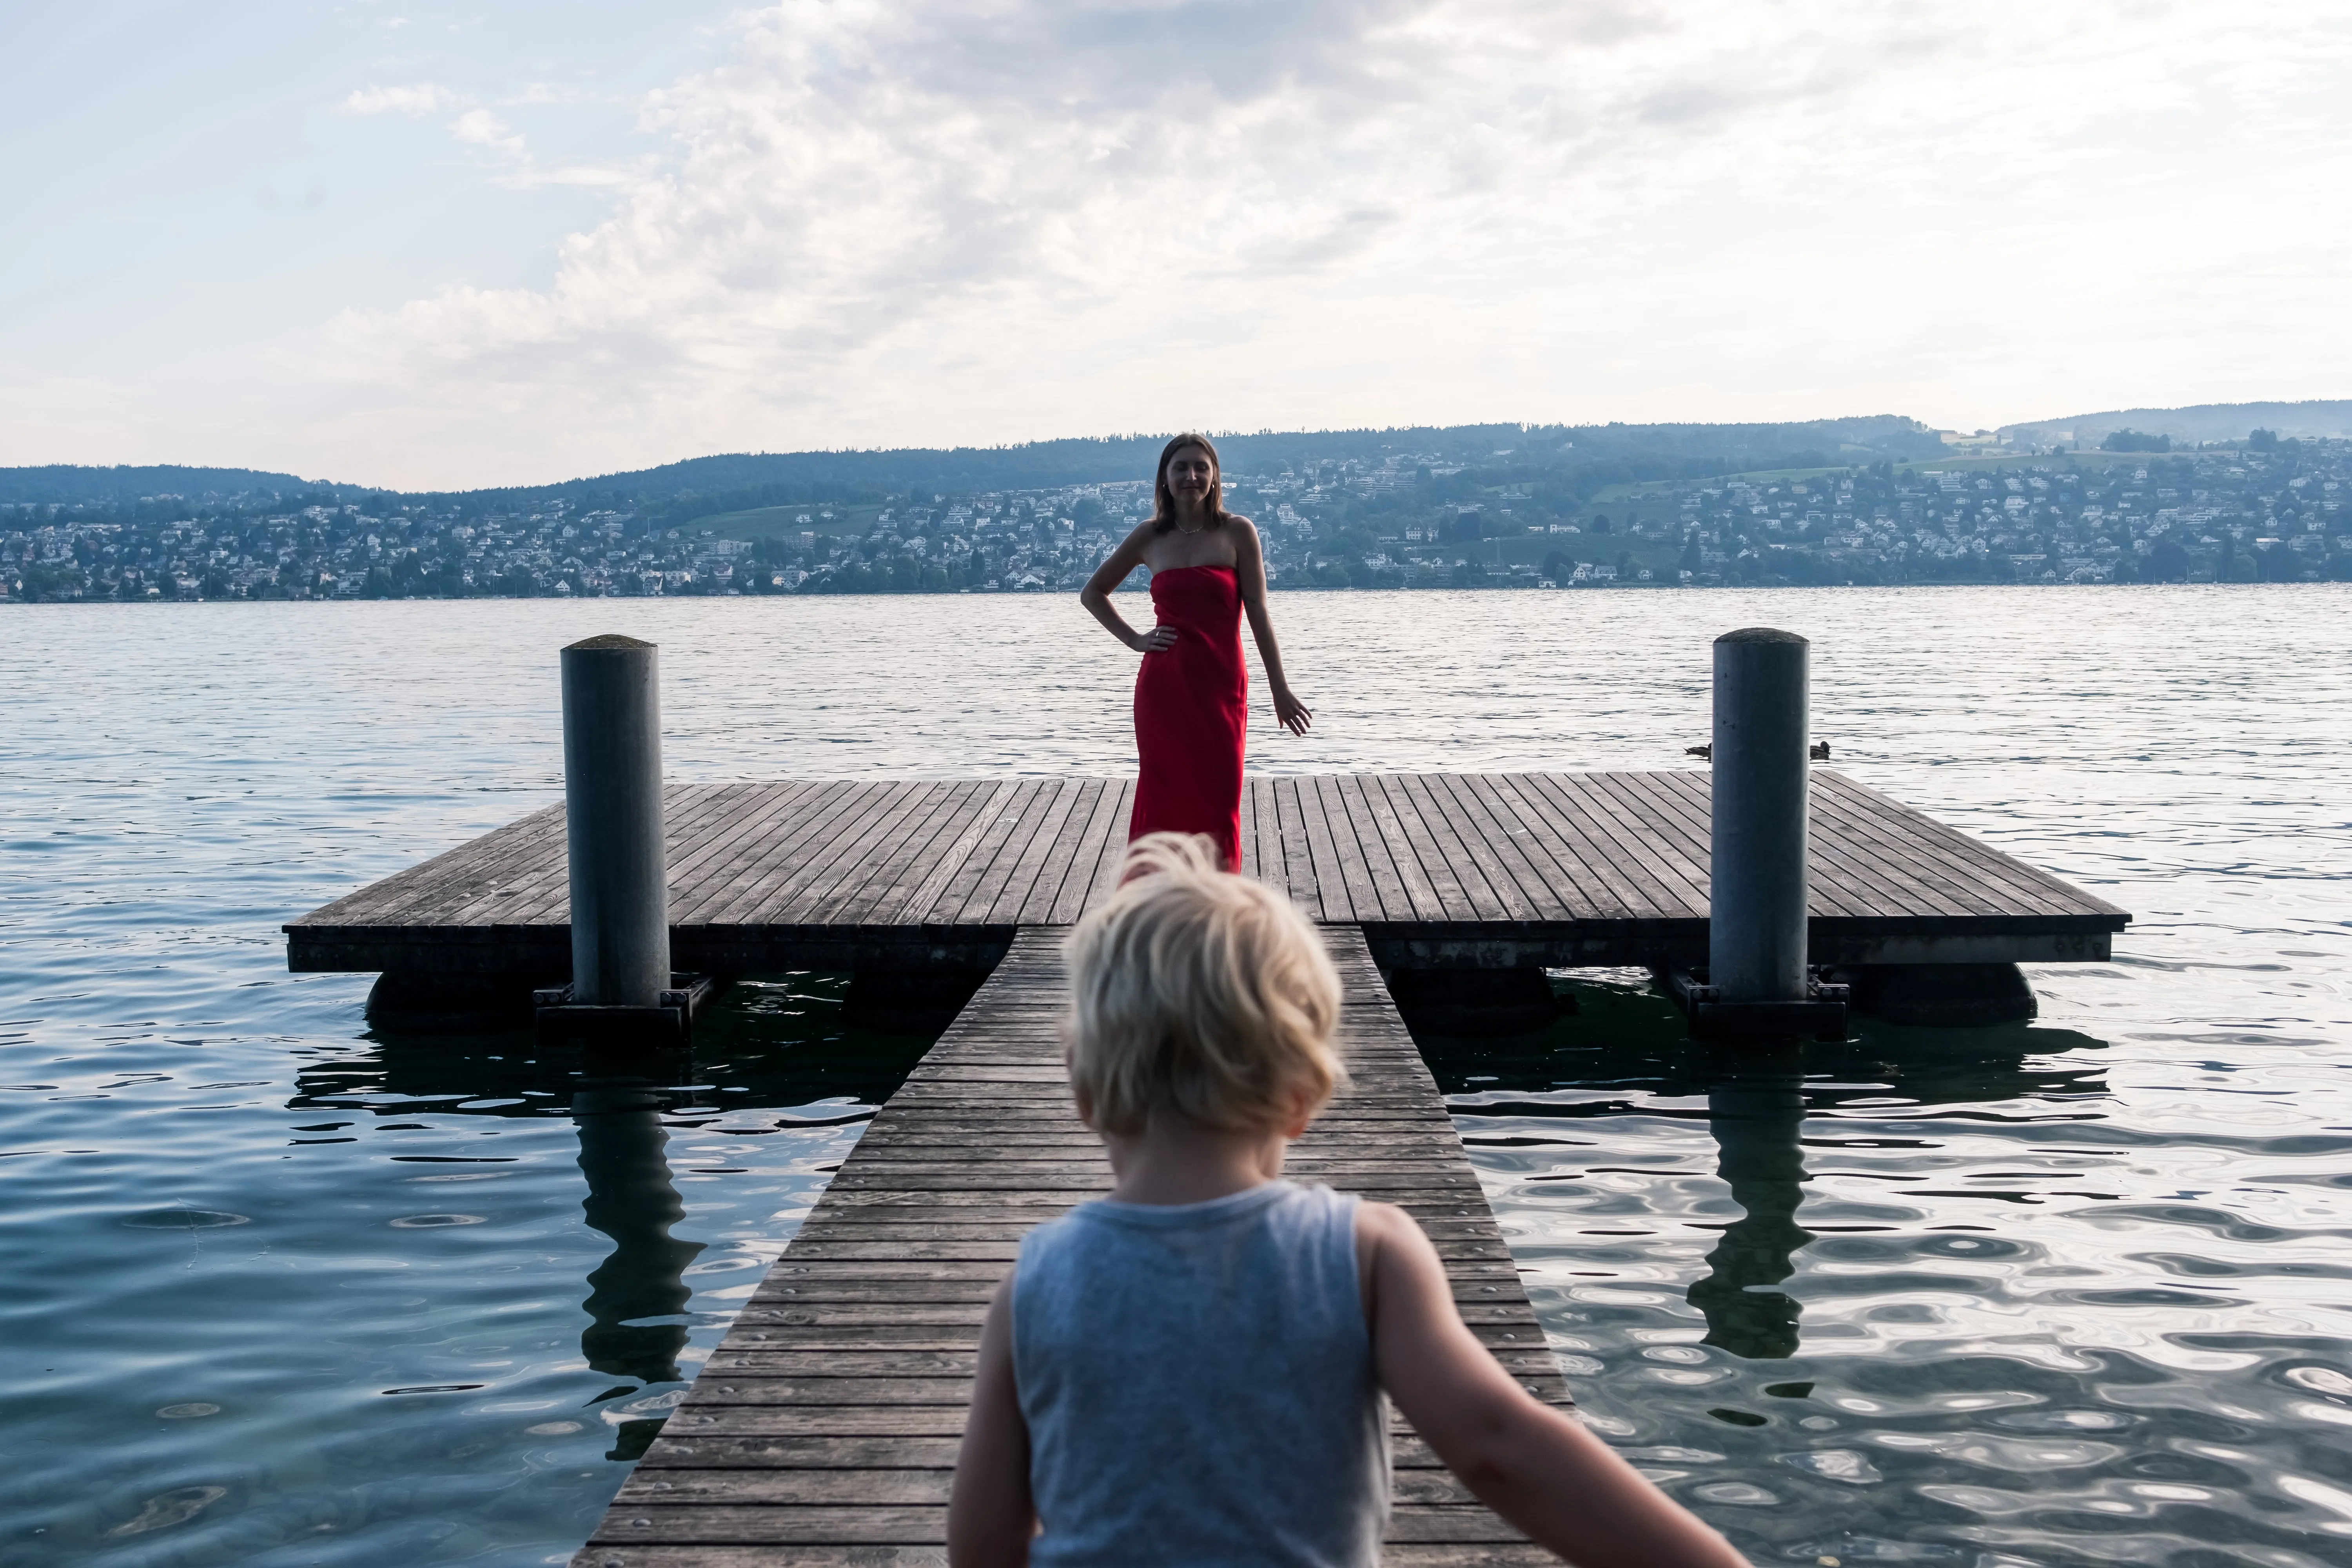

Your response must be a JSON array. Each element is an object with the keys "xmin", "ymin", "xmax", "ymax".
[{"xmin": 948, "ymin": 833, "xmax": 1750, "ymax": 1568}]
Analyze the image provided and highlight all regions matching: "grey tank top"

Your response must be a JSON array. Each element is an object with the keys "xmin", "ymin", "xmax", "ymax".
[{"xmin": 1012, "ymin": 1179, "xmax": 1390, "ymax": 1567}]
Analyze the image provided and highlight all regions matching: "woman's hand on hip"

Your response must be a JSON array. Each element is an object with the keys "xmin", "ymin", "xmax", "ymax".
[
  {"xmin": 1273, "ymin": 687, "xmax": 1313, "ymax": 736},
  {"xmin": 1134, "ymin": 624, "xmax": 1180, "ymax": 653}
]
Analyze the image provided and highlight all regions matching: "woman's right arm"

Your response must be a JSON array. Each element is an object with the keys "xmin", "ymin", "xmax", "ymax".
[
  {"xmin": 1079, "ymin": 526, "xmax": 1176, "ymax": 652},
  {"xmin": 1360, "ymin": 1202, "xmax": 1751, "ymax": 1568}
]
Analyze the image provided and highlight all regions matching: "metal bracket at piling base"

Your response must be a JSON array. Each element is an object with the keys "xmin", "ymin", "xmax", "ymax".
[
  {"xmin": 1661, "ymin": 967, "xmax": 1849, "ymax": 1042},
  {"xmin": 533, "ymin": 974, "xmax": 717, "ymax": 1046}
]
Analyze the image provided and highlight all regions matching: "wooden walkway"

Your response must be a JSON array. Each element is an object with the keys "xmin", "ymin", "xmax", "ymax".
[
  {"xmin": 573, "ymin": 928, "xmax": 1571, "ymax": 1568},
  {"xmin": 289, "ymin": 771, "xmax": 2125, "ymax": 975}
]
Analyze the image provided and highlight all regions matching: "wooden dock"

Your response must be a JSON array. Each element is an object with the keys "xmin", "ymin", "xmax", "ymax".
[
  {"xmin": 573, "ymin": 927, "xmax": 1573, "ymax": 1568},
  {"xmin": 287, "ymin": 766, "xmax": 2129, "ymax": 1565},
  {"xmin": 287, "ymin": 770, "xmax": 2126, "ymax": 978}
]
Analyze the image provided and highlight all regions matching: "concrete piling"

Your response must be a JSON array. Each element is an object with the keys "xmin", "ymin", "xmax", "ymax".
[
  {"xmin": 561, "ymin": 634, "xmax": 671, "ymax": 1007},
  {"xmin": 1710, "ymin": 628, "xmax": 1812, "ymax": 1005}
]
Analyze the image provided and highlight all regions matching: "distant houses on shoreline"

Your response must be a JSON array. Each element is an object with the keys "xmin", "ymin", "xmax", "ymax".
[{"xmin": 6, "ymin": 439, "xmax": 2345, "ymax": 603}]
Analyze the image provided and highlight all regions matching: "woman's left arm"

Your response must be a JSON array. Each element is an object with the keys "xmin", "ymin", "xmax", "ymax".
[{"xmin": 1234, "ymin": 520, "xmax": 1312, "ymax": 737}]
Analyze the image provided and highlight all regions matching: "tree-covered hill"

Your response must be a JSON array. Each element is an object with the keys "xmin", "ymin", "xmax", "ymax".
[
  {"xmin": 0, "ymin": 416, "xmax": 1946, "ymax": 515},
  {"xmin": 0, "ymin": 465, "xmax": 332, "ymax": 506},
  {"xmin": 459, "ymin": 415, "xmax": 1946, "ymax": 510},
  {"xmin": 1998, "ymin": 400, "xmax": 2352, "ymax": 450}
]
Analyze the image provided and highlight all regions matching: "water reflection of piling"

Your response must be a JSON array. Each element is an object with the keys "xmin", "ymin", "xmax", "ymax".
[
  {"xmin": 571, "ymin": 1081, "xmax": 702, "ymax": 1386},
  {"xmin": 1688, "ymin": 1071, "xmax": 1812, "ymax": 1359}
]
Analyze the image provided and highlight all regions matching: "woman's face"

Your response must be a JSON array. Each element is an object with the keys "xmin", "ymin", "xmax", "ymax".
[{"xmin": 1165, "ymin": 447, "xmax": 1216, "ymax": 507}]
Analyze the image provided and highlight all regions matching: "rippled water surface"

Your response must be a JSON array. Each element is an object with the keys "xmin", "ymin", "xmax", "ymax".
[{"xmin": 4, "ymin": 588, "xmax": 2349, "ymax": 1565}]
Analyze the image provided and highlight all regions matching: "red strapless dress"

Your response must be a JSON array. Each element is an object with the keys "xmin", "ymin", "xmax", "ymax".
[{"xmin": 1129, "ymin": 564, "xmax": 1247, "ymax": 870}]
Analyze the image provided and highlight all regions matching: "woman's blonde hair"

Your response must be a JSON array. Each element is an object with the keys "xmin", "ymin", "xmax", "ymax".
[{"xmin": 1063, "ymin": 833, "xmax": 1343, "ymax": 1136}]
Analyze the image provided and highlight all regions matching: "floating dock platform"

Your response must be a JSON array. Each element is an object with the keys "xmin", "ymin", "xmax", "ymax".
[
  {"xmin": 286, "ymin": 769, "xmax": 2127, "ymax": 1566},
  {"xmin": 288, "ymin": 770, "xmax": 2125, "ymax": 982}
]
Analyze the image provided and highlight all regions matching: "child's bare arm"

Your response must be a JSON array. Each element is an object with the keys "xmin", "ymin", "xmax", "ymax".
[
  {"xmin": 947, "ymin": 1274, "xmax": 1034, "ymax": 1568},
  {"xmin": 1361, "ymin": 1202, "xmax": 1749, "ymax": 1568}
]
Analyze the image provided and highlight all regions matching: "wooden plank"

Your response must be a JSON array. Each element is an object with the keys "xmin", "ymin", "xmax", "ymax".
[
  {"xmin": 1648, "ymin": 769, "xmax": 2004, "ymax": 921},
  {"xmin": 1578, "ymin": 770, "xmax": 1730, "ymax": 920},
  {"xmin": 1069, "ymin": 779, "xmax": 1138, "ymax": 916},
  {"xmin": 821, "ymin": 780, "xmax": 992, "ymax": 928},
  {"xmin": 1518, "ymin": 771, "xmax": 1703, "ymax": 919},
  {"xmin": 871, "ymin": 780, "xmax": 1016, "ymax": 927},
  {"xmin": 944, "ymin": 780, "xmax": 1061, "ymax": 926},
  {"xmin": 1810, "ymin": 771, "xmax": 2103, "ymax": 916},
  {"xmin": 1490, "ymin": 773, "xmax": 1655, "ymax": 921},
  {"xmin": 572, "ymin": 924, "xmax": 1565, "ymax": 1560},
  {"xmin": 665, "ymin": 782, "xmax": 824, "ymax": 912},
  {"xmin": 1786, "ymin": 776, "xmax": 2004, "ymax": 919},
  {"xmin": 1430, "ymin": 774, "xmax": 1576, "ymax": 922},
  {"xmin": 1236, "ymin": 775, "xmax": 1263, "ymax": 881},
  {"xmin": 1242, "ymin": 777, "xmax": 1284, "ymax": 890},
  {"xmin": 761, "ymin": 782, "xmax": 956, "ymax": 929},
  {"xmin": 1332, "ymin": 772, "xmax": 1447, "ymax": 923},
  {"xmin": 1395, "ymin": 773, "xmax": 1534, "ymax": 922},
  {"xmin": 1312, "ymin": 773, "xmax": 1395, "ymax": 923},
  {"xmin": 978, "ymin": 779, "xmax": 1091, "ymax": 926},
  {"xmin": 1019, "ymin": 779, "xmax": 1122, "ymax": 925},
  {"xmin": 909, "ymin": 780, "xmax": 1045, "ymax": 927},
  {"xmin": 405, "ymin": 794, "xmax": 629, "ymax": 931},
  {"xmin": 299, "ymin": 801, "xmax": 567, "ymax": 926},
  {"xmin": 1294, "ymin": 768, "xmax": 1366, "ymax": 922},
  {"xmin": 1460, "ymin": 773, "xmax": 1625, "ymax": 921},
  {"xmin": 1270, "ymin": 775, "xmax": 1322, "ymax": 915},
  {"xmin": 793, "ymin": 781, "xmax": 967, "ymax": 929},
  {"xmin": 1367, "ymin": 773, "xmax": 1486, "ymax": 922},
  {"xmin": 675, "ymin": 780, "xmax": 903, "ymax": 928},
  {"xmin": 1635, "ymin": 768, "xmax": 1945, "ymax": 922},
  {"xmin": 1572, "ymin": 771, "xmax": 1718, "ymax": 916},
  {"xmin": 407, "ymin": 794, "xmax": 661, "ymax": 929},
  {"xmin": 658, "ymin": 782, "xmax": 840, "ymax": 928},
  {"xmin": 763, "ymin": 781, "xmax": 956, "ymax": 925},
  {"xmin": 661, "ymin": 780, "xmax": 874, "ymax": 929}
]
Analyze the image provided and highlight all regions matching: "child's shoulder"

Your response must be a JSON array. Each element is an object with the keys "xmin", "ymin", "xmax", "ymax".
[{"xmin": 1352, "ymin": 1195, "xmax": 1419, "ymax": 1236}]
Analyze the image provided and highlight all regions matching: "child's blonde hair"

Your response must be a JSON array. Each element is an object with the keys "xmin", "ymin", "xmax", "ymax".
[{"xmin": 1063, "ymin": 833, "xmax": 1344, "ymax": 1136}]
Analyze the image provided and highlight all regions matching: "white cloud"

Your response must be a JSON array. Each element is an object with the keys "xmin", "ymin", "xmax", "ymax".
[
  {"xmin": 342, "ymin": 81, "xmax": 637, "ymax": 191},
  {"xmin": 450, "ymin": 107, "xmax": 526, "ymax": 154},
  {"xmin": 305, "ymin": 0, "xmax": 2352, "ymax": 487},
  {"xmin": 345, "ymin": 82, "xmax": 451, "ymax": 116}
]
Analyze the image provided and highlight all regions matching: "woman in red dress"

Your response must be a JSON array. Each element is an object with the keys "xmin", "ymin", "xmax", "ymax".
[{"xmin": 1080, "ymin": 433, "xmax": 1312, "ymax": 871}]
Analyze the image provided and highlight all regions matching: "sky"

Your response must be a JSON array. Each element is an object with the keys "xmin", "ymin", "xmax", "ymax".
[{"xmin": 3, "ymin": 0, "xmax": 2349, "ymax": 492}]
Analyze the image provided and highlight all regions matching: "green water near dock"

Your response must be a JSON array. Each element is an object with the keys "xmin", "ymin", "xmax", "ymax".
[{"xmin": 3, "ymin": 588, "xmax": 2348, "ymax": 1564}]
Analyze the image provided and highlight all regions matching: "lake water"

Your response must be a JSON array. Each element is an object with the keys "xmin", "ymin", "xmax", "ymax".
[{"xmin": 4, "ymin": 587, "xmax": 2349, "ymax": 1566}]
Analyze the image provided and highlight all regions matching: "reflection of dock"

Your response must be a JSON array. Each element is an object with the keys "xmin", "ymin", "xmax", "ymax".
[
  {"xmin": 575, "ymin": 929, "xmax": 1575, "ymax": 1561},
  {"xmin": 287, "ymin": 770, "xmax": 2127, "ymax": 980}
]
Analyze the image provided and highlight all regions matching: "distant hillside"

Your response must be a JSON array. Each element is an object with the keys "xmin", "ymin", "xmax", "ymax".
[
  {"xmin": 453, "ymin": 416, "xmax": 1946, "ymax": 510},
  {"xmin": 1999, "ymin": 400, "xmax": 2352, "ymax": 448},
  {"xmin": 0, "ymin": 464, "xmax": 342, "ymax": 505},
  {"xmin": 0, "ymin": 416, "xmax": 1947, "ymax": 512}
]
